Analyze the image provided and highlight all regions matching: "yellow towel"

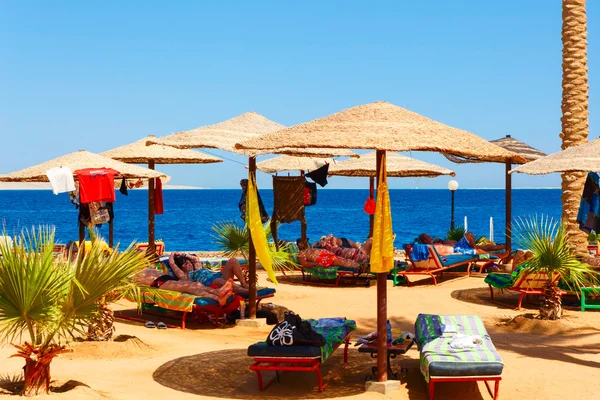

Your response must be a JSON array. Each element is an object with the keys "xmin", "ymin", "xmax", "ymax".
[
  {"xmin": 246, "ymin": 174, "xmax": 278, "ymax": 285},
  {"xmin": 370, "ymin": 153, "xmax": 394, "ymax": 273}
]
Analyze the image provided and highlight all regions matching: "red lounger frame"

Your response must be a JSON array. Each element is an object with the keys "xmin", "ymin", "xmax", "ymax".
[
  {"xmin": 299, "ymin": 267, "xmax": 372, "ymax": 287},
  {"xmin": 249, "ymin": 333, "xmax": 352, "ymax": 392},
  {"xmin": 398, "ymin": 245, "xmax": 474, "ymax": 286},
  {"xmin": 122, "ymin": 292, "xmax": 274, "ymax": 329},
  {"xmin": 428, "ymin": 375, "xmax": 502, "ymax": 400},
  {"xmin": 489, "ymin": 271, "xmax": 563, "ymax": 310}
]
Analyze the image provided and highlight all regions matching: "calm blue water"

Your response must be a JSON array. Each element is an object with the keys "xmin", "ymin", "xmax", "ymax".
[{"xmin": 0, "ymin": 189, "xmax": 561, "ymax": 250}]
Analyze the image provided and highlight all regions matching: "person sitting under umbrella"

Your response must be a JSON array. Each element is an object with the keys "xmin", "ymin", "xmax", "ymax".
[{"xmin": 168, "ymin": 252, "xmax": 250, "ymax": 295}]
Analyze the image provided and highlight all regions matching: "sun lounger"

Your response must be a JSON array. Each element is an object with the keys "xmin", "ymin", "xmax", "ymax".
[
  {"xmin": 486, "ymin": 269, "xmax": 562, "ymax": 310},
  {"xmin": 134, "ymin": 241, "xmax": 165, "ymax": 256},
  {"xmin": 298, "ymin": 264, "xmax": 374, "ymax": 287},
  {"xmin": 130, "ymin": 286, "xmax": 275, "ymax": 328},
  {"xmin": 248, "ymin": 318, "xmax": 356, "ymax": 391},
  {"xmin": 397, "ymin": 244, "xmax": 486, "ymax": 286},
  {"xmin": 415, "ymin": 314, "xmax": 504, "ymax": 400}
]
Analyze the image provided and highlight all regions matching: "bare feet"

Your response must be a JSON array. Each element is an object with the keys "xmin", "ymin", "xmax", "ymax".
[{"xmin": 217, "ymin": 279, "xmax": 234, "ymax": 297}]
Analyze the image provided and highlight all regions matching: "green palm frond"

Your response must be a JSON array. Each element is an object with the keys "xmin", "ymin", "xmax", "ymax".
[
  {"xmin": 0, "ymin": 226, "xmax": 151, "ymax": 348},
  {"xmin": 212, "ymin": 220, "xmax": 298, "ymax": 272},
  {"xmin": 447, "ymin": 226, "xmax": 466, "ymax": 241},
  {"xmin": 212, "ymin": 221, "xmax": 249, "ymax": 260},
  {"xmin": 512, "ymin": 216, "xmax": 600, "ymax": 293},
  {"xmin": 0, "ymin": 227, "xmax": 70, "ymax": 345}
]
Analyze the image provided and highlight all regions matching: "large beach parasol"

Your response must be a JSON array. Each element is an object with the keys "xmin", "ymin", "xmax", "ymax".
[
  {"xmin": 444, "ymin": 134, "xmax": 546, "ymax": 254},
  {"xmin": 147, "ymin": 112, "xmax": 356, "ymax": 158},
  {"xmin": 102, "ymin": 135, "xmax": 223, "ymax": 255},
  {"xmin": 236, "ymin": 101, "xmax": 524, "ymax": 385},
  {"xmin": 509, "ymin": 137, "xmax": 600, "ymax": 175},
  {"xmin": 256, "ymin": 155, "xmax": 335, "ymax": 174},
  {"xmin": 0, "ymin": 150, "xmax": 168, "ymax": 246},
  {"xmin": 149, "ymin": 112, "xmax": 358, "ymax": 319}
]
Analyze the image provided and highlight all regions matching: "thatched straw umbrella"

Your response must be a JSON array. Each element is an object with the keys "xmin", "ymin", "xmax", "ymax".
[
  {"xmin": 510, "ymin": 138, "xmax": 600, "ymax": 175},
  {"xmin": 236, "ymin": 101, "xmax": 525, "ymax": 385},
  {"xmin": 444, "ymin": 134, "xmax": 546, "ymax": 254},
  {"xmin": 149, "ymin": 112, "xmax": 359, "ymax": 319},
  {"xmin": 256, "ymin": 155, "xmax": 335, "ymax": 174},
  {"xmin": 329, "ymin": 152, "xmax": 455, "ymax": 236},
  {"xmin": 0, "ymin": 150, "xmax": 168, "ymax": 246},
  {"xmin": 102, "ymin": 135, "xmax": 223, "ymax": 255}
]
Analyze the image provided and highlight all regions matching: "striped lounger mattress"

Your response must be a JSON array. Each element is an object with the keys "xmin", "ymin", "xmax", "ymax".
[{"xmin": 415, "ymin": 314, "xmax": 504, "ymax": 399}]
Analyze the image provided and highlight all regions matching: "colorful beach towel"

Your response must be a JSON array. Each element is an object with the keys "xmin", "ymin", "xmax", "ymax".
[
  {"xmin": 415, "ymin": 314, "xmax": 503, "ymax": 382},
  {"xmin": 304, "ymin": 266, "xmax": 339, "ymax": 280},
  {"xmin": 306, "ymin": 318, "xmax": 356, "ymax": 362}
]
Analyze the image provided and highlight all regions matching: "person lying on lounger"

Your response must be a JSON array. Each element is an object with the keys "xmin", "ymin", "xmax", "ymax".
[
  {"xmin": 169, "ymin": 253, "xmax": 250, "ymax": 295},
  {"xmin": 134, "ymin": 268, "xmax": 233, "ymax": 305},
  {"xmin": 314, "ymin": 234, "xmax": 361, "ymax": 251},
  {"xmin": 296, "ymin": 239, "xmax": 372, "ymax": 272}
]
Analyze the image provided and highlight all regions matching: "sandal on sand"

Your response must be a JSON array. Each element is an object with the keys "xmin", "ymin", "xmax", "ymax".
[
  {"xmin": 144, "ymin": 321, "xmax": 156, "ymax": 328},
  {"xmin": 157, "ymin": 322, "xmax": 167, "ymax": 330}
]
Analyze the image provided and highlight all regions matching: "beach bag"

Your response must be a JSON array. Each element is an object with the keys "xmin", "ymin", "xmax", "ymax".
[
  {"xmin": 364, "ymin": 197, "xmax": 376, "ymax": 214},
  {"xmin": 89, "ymin": 202, "xmax": 110, "ymax": 225},
  {"xmin": 267, "ymin": 313, "xmax": 325, "ymax": 347}
]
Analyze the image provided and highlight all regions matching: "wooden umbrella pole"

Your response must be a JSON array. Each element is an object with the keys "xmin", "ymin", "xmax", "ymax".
[
  {"xmin": 375, "ymin": 150, "xmax": 388, "ymax": 382},
  {"xmin": 148, "ymin": 160, "xmax": 156, "ymax": 258},
  {"xmin": 248, "ymin": 156, "xmax": 257, "ymax": 319},
  {"xmin": 505, "ymin": 160, "xmax": 512, "ymax": 257},
  {"xmin": 109, "ymin": 217, "xmax": 114, "ymax": 248},
  {"xmin": 369, "ymin": 176, "xmax": 375, "ymax": 238}
]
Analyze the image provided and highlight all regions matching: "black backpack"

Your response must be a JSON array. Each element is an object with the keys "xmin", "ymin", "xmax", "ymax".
[{"xmin": 267, "ymin": 312, "xmax": 325, "ymax": 347}]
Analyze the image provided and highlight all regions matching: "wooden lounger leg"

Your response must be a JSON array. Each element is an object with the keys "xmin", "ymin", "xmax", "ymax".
[
  {"xmin": 517, "ymin": 293, "xmax": 526, "ymax": 310},
  {"xmin": 315, "ymin": 368, "xmax": 324, "ymax": 392},
  {"xmin": 254, "ymin": 368, "xmax": 265, "ymax": 391},
  {"xmin": 181, "ymin": 311, "xmax": 188, "ymax": 329},
  {"xmin": 430, "ymin": 273, "xmax": 438, "ymax": 286},
  {"xmin": 489, "ymin": 285, "xmax": 495, "ymax": 300},
  {"xmin": 484, "ymin": 379, "xmax": 501, "ymax": 400},
  {"xmin": 428, "ymin": 379, "xmax": 435, "ymax": 400},
  {"xmin": 343, "ymin": 339, "xmax": 350, "ymax": 364}
]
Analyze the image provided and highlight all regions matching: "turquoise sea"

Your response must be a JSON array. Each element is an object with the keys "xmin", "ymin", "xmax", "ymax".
[{"xmin": 0, "ymin": 189, "xmax": 561, "ymax": 250}]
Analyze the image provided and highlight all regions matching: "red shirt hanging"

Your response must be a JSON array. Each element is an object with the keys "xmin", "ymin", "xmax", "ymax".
[
  {"xmin": 74, "ymin": 168, "xmax": 119, "ymax": 203},
  {"xmin": 154, "ymin": 178, "xmax": 164, "ymax": 215}
]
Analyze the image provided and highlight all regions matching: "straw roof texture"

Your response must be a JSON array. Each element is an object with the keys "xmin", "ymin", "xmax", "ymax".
[
  {"xmin": 235, "ymin": 102, "xmax": 527, "ymax": 164},
  {"xmin": 328, "ymin": 152, "xmax": 455, "ymax": 178},
  {"xmin": 148, "ymin": 112, "xmax": 357, "ymax": 157},
  {"xmin": 0, "ymin": 150, "xmax": 168, "ymax": 182},
  {"xmin": 445, "ymin": 135, "xmax": 546, "ymax": 164},
  {"xmin": 256, "ymin": 155, "xmax": 335, "ymax": 174},
  {"xmin": 510, "ymin": 138, "xmax": 600, "ymax": 175},
  {"xmin": 102, "ymin": 135, "xmax": 223, "ymax": 164},
  {"xmin": 148, "ymin": 112, "xmax": 281, "ymax": 154}
]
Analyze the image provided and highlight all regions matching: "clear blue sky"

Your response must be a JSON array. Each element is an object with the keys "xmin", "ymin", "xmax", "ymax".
[{"xmin": 1, "ymin": 1, "xmax": 599, "ymax": 189}]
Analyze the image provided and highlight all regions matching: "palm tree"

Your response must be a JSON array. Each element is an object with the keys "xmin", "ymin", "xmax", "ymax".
[
  {"xmin": 560, "ymin": 0, "xmax": 589, "ymax": 253},
  {"xmin": 212, "ymin": 220, "xmax": 298, "ymax": 281},
  {"xmin": 513, "ymin": 216, "xmax": 599, "ymax": 320},
  {"xmin": 0, "ymin": 227, "xmax": 149, "ymax": 396}
]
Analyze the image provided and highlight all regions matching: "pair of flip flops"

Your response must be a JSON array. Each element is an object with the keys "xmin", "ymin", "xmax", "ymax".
[{"xmin": 144, "ymin": 321, "xmax": 167, "ymax": 329}]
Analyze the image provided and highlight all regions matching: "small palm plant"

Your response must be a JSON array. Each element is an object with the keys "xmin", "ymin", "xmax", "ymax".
[
  {"xmin": 512, "ymin": 216, "xmax": 600, "ymax": 320},
  {"xmin": 0, "ymin": 226, "xmax": 150, "ymax": 396},
  {"xmin": 212, "ymin": 220, "xmax": 298, "ymax": 276},
  {"xmin": 446, "ymin": 226, "xmax": 466, "ymax": 241}
]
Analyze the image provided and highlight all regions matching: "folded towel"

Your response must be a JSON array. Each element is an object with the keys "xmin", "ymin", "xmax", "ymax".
[
  {"xmin": 449, "ymin": 333, "xmax": 483, "ymax": 349},
  {"xmin": 441, "ymin": 323, "xmax": 457, "ymax": 334}
]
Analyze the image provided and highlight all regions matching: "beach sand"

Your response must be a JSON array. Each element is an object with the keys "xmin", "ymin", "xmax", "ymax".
[{"xmin": 1, "ymin": 271, "xmax": 599, "ymax": 399}]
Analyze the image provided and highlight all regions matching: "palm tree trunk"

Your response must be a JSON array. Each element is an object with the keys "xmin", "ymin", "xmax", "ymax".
[
  {"xmin": 11, "ymin": 342, "xmax": 69, "ymax": 396},
  {"xmin": 539, "ymin": 283, "xmax": 563, "ymax": 320},
  {"xmin": 561, "ymin": 0, "xmax": 589, "ymax": 254},
  {"xmin": 86, "ymin": 299, "xmax": 116, "ymax": 341}
]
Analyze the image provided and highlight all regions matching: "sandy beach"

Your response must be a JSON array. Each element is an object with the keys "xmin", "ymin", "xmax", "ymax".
[{"xmin": 1, "ymin": 270, "xmax": 599, "ymax": 400}]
